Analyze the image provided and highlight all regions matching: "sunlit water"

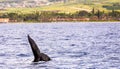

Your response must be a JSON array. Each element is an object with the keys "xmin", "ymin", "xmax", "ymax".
[{"xmin": 0, "ymin": 22, "xmax": 120, "ymax": 69}]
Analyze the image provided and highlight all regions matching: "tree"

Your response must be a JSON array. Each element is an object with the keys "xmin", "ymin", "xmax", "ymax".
[
  {"xmin": 112, "ymin": 8, "xmax": 115, "ymax": 17},
  {"xmin": 75, "ymin": 10, "xmax": 90, "ymax": 17},
  {"xmin": 7, "ymin": 12, "xmax": 18, "ymax": 20},
  {"xmin": 91, "ymin": 7, "xmax": 95, "ymax": 15},
  {"xmin": 97, "ymin": 10, "xmax": 100, "ymax": 19}
]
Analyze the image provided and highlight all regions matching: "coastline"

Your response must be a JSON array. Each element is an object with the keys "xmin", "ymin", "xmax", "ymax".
[{"xmin": 1, "ymin": 21, "xmax": 120, "ymax": 24}]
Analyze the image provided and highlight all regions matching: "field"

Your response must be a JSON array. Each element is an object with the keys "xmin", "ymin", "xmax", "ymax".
[{"xmin": 0, "ymin": 0, "xmax": 120, "ymax": 14}]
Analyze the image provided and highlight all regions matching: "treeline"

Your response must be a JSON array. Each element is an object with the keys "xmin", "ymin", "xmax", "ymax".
[
  {"xmin": 103, "ymin": 3, "xmax": 120, "ymax": 10},
  {"xmin": 0, "ymin": 8, "xmax": 120, "ymax": 22}
]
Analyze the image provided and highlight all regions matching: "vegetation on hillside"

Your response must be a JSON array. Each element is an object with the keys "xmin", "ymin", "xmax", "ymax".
[
  {"xmin": 0, "ymin": 0, "xmax": 120, "ymax": 22},
  {"xmin": 0, "ymin": 0, "xmax": 120, "ymax": 13},
  {"xmin": 0, "ymin": 8, "xmax": 120, "ymax": 22}
]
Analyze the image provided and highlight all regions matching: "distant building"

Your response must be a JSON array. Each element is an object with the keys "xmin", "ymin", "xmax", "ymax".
[
  {"xmin": 0, "ymin": 18, "xmax": 9, "ymax": 23},
  {"xmin": 0, "ymin": 8, "xmax": 7, "ymax": 11}
]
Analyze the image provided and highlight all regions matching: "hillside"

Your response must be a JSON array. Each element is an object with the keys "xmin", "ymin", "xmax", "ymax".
[
  {"xmin": 0, "ymin": 0, "xmax": 120, "ymax": 13},
  {"xmin": 0, "ymin": 0, "xmax": 49, "ymax": 8}
]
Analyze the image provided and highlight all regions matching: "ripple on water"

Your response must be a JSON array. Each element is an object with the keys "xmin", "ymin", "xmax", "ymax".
[
  {"xmin": 20, "ymin": 43, "xmax": 28, "ymax": 45},
  {"xmin": 0, "ymin": 23, "xmax": 120, "ymax": 68},
  {"xmin": 17, "ymin": 54, "xmax": 30, "ymax": 57},
  {"xmin": 57, "ymin": 51, "xmax": 89, "ymax": 58},
  {"xmin": 0, "ymin": 53, "xmax": 6, "ymax": 57},
  {"xmin": 109, "ymin": 57, "xmax": 120, "ymax": 60}
]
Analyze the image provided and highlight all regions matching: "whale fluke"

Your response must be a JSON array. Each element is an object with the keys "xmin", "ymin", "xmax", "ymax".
[{"xmin": 28, "ymin": 35, "xmax": 51, "ymax": 62}]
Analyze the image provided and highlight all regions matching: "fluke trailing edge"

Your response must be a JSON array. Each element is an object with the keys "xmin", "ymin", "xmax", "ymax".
[{"xmin": 28, "ymin": 35, "xmax": 51, "ymax": 62}]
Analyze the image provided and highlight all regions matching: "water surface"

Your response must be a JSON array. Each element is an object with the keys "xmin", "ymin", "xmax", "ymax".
[{"xmin": 0, "ymin": 22, "xmax": 120, "ymax": 69}]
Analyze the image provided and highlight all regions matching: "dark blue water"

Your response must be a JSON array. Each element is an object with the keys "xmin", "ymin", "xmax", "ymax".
[{"xmin": 0, "ymin": 22, "xmax": 120, "ymax": 69}]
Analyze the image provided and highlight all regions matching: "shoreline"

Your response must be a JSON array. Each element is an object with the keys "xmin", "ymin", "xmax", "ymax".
[{"xmin": 1, "ymin": 21, "xmax": 120, "ymax": 24}]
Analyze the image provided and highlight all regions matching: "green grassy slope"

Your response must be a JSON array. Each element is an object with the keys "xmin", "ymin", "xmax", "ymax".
[{"xmin": 0, "ymin": 0, "xmax": 120, "ymax": 13}]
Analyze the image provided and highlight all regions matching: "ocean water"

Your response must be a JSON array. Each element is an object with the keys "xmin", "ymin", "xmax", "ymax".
[{"xmin": 0, "ymin": 22, "xmax": 120, "ymax": 69}]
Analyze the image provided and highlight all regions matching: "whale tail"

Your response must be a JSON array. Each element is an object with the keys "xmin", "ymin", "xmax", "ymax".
[{"xmin": 28, "ymin": 35, "xmax": 51, "ymax": 62}]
